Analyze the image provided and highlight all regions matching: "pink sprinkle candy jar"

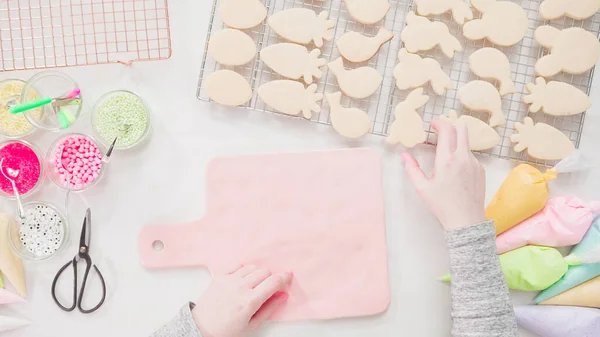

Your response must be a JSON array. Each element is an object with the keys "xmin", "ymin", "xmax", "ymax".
[
  {"xmin": 46, "ymin": 133, "xmax": 106, "ymax": 191},
  {"xmin": 0, "ymin": 140, "xmax": 44, "ymax": 198}
]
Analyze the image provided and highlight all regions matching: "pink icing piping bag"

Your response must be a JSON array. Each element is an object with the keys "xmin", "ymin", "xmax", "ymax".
[{"xmin": 496, "ymin": 196, "xmax": 600, "ymax": 254}]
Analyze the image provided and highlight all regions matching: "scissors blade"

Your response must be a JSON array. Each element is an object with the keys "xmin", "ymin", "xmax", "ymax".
[{"xmin": 80, "ymin": 208, "xmax": 92, "ymax": 251}]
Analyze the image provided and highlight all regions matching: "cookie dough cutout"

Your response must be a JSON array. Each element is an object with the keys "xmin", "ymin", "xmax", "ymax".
[
  {"xmin": 258, "ymin": 81, "xmax": 323, "ymax": 119},
  {"xmin": 463, "ymin": 0, "xmax": 528, "ymax": 46},
  {"xmin": 325, "ymin": 92, "xmax": 372, "ymax": 138},
  {"xmin": 393, "ymin": 49, "xmax": 452, "ymax": 95},
  {"xmin": 524, "ymin": 77, "xmax": 591, "ymax": 116},
  {"xmin": 401, "ymin": 11, "xmax": 462, "ymax": 58},
  {"xmin": 205, "ymin": 70, "xmax": 253, "ymax": 107},
  {"xmin": 469, "ymin": 48, "xmax": 516, "ymax": 96},
  {"xmin": 535, "ymin": 26, "xmax": 600, "ymax": 77},
  {"xmin": 540, "ymin": 0, "xmax": 600, "ymax": 20},
  {"xmin": 439, "ymin": 110, "xmax": 500, "ymax": 151},
  {"xmin": 336, "ymin": 28, "xmax": 394, "ymax": 63},
  {"xmin": 414, "ymin": 0, "xmax": 474, "ymax": 25},
  {"xmin": 386, "ymin": 88, "xmax": 429, "ymax": 148},
  {"xmin": 208, "ymin": 29, "xmax": 257, "ymax": 66},
  {"xmin": 328, "ymin": 57, "xmax": 383, "ymax": 99},
  {"xmin": 510, "ymin": 117, "xmax": 575, "ymax": 160},
  {"xmin": 220, "ymin": 0, "xmax": 267, "ymax": 29},
  {"xmin": 343, "ymin": 0, "xmax": 391, "ymax": 24},
  {"xmin": 260, "ymin": 43, "xmax": 326, "ymax": 85},
  {"xmin": 268, "ymin": 9, "xmax": 335, "ymax": 48},
  {"xmin": 459, "ymin": 80, "xmax": 505, "ymax": 127}
]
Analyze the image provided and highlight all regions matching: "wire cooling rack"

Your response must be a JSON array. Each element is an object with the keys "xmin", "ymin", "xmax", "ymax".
[
  {"xmin": 197, "ymin": 0, "xmax": 600, "ymax": 166},
  {"xmin": 0, "ymin": 0, "xmax": 172, "ymax": 72}
]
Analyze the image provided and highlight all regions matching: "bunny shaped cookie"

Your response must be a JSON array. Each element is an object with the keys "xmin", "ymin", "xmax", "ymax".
[
  {"xmin": 400, "ymin": 11, "xmax": 462, "ymax": 58},
  {"xmin": 386, "ymin": 88, "xmax": 430, "ymax": 148},
  {"xmin": 463, "ymin": 0, "xmax": 528, "ymax": 46},
  {"xmin": 535, "ymin": 26, "xmax": 600, "ymax": 77},
  {"xmin": 393, "ymin": 49, "xmax": 452, "ymax": 95},
  {"xmin": 414, "ymin": 0, "xmax": 473, "ymax": 25}
]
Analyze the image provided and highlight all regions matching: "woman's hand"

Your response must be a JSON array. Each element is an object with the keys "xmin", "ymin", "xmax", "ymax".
[
  {"xmin": 401, "ymin": 120, "xmax": 486, "ymax": 230},
  {"xmin": 192, "ymin": 265, "xmax": 292, "ymax": 337}
]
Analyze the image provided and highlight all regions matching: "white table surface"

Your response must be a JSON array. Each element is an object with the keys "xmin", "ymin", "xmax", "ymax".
[{"xmin": 2, "ymin": 1, "xmax": 600, "ymax": 336}]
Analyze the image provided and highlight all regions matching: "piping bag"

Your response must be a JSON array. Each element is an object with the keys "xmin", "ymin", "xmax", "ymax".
[
  {"xmin": 536, "ymin": 217, "xmax": 600, "ymax": 303},
  {"xmin": 0, "ymin": 288, "xmax": 26, "ymax": 305},
  {"xmin": 0, "ymin": 213, "xmax": 26, "ymax": 297},
  {"xmin": 441, "ymin": 246, "xmax": 568, "ymax": 291},
  {"xmin": 540, "ymin": 275, "xmax": 600, "ymax": 308},
  {"xmin": 515, "ymin": 305, "xmax": 600, "ymax": 337},
  {"xmin": 486, "ymin": 152, "xmax": 592, "ymax": 236},
  {"xmin": 496, "ymin": 196, "xmax": 600, "ymax": 254},
  {"xmin": 486, "ymin": 164, "xmax": 556, "ymax": 235}
]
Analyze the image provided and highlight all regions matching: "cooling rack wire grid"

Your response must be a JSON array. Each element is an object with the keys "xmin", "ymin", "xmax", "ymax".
[
  {"xmin": 216, "ymin": 0, "xmax": 595, "ymax": 166},
  {"xmin": 0, "ymin": 0, "xmax": 171, "ymax": 71}
]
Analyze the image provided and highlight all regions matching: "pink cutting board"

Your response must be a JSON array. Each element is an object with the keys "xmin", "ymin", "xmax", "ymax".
[{"xmin": 138, "ymin": 149, "xmax": 390, "ymax": 321}]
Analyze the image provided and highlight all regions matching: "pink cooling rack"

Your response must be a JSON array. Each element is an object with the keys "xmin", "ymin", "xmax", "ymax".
[{"xmin": 0, "ymin": 0, "xmax": 172, "ymax": 72}]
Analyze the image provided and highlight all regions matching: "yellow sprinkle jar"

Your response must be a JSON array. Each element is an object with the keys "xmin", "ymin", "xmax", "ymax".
[{"xmin": 0, "ymin": 79, "xmax": 42, "ymax": 138}]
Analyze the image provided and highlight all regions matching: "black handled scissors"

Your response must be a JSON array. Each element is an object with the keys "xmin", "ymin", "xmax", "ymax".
[{"xmin": 51, "ymin": 208, "xmax": 106, "ymax": 314}]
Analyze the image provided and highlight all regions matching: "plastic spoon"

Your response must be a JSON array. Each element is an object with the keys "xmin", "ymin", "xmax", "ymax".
[{"xmin": 0, "ymin": 158, "xmax": 25, "ymax": 219}]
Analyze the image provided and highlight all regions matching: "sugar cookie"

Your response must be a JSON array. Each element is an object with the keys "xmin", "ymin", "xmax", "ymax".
[
  {"xmin": 535, "ymin": 26, "xmax": 600, "ymax": 77},
  {"xmin": 540, "ymin": 0, "xmax": 600, "ymax": 20},
  {"xmin": 343, "ymin": 0, "xmax": 391, "ymax": 24},
  {"xmin": 401, "ymin": 11, "xmax": 462, "ymax": 58},
  {"xmin": 258, "ymin": 81, "xmax": 323, "ymax": 119},
  {"xmin": 205, "ymin": 70, "xmax": 252, "ymax": 107},
  {"xmin": 463, "ymin": 0, "xmax": 528, "ymax": 46},
  {"xmin": 523, "ymin": 77, "xmax": 591, "ymax": 116},
  {"xmin": 386, "ymin": 88, "xmax": 429, "ymax": 148},
  {"xmin": 328, "ymin": 57, "xmax": 383, "ymax": 99},
  {"xmin": 336, "ymin": 28, "xmax": 394, "ymax": 63},
  {"xmin": 469, "ymin": 48, "xmax": 516, "ymax": 96},
  {"xmin": 510, "ymin": 117, "xmax": 575, "ymax": 160},
  {"xmin": 208, "ymin": 29, "xmax": 256, "ymax": 66},
  {"xmin": 459, "ymin": 80, "xmax": 505, "ymax": 127},
  {"xmin": 439, "ymin": 110, "xmax": 500, "ymax": 151},
  {"xmin": 260, "ymin": 43, "xmax": 326, "ymax": 85},
  {"xmin": 325, "ymin": 92, "xmax": 372, "ymax": 138},
  {"xmin": 268, "ymin": 9, "xmax": 335, "ymax": 48},
  {"xmin": 220, "ymin": 0, "xmax": 267, "ymax": 30},
  {"xmin": 393, "ymin": 49, "xmax": 452, "ymax": 95},
  {"xmin": 414, "ymin": 0, "xmax": 474, "ymax": 25}
]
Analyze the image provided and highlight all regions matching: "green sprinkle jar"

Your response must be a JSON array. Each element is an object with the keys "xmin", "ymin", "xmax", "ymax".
[{"xmin": 91, "ymin": 90, "xmax": 151, "ymax": 150}]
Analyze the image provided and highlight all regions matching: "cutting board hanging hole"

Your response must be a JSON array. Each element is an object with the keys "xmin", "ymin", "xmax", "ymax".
[{"xmin": 152, "ymin": 240, "xmax": 164, "ymax": 252}]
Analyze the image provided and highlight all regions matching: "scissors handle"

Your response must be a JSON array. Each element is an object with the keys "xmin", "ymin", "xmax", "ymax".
[{"xmin": 51, "ymin": 255, "xmax": 107, "ymax": 314}]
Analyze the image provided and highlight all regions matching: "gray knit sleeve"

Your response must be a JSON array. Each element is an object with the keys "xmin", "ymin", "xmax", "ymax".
[
  {"xmin": 150, "ymin": 303, "xmax": 203, "ymax": 337},
  {"xmin": 445, "ymin": 221, "xmax": 518, "ymax": 337}
]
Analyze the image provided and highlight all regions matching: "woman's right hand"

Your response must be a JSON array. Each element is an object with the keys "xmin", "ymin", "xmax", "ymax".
[
  {"xmin": 192, "ymin": 265, "xmax": 292, "ymax": 337},
  {"xmin": 401, "ymin": 120, "xmax": 487, "ymax": 231}
]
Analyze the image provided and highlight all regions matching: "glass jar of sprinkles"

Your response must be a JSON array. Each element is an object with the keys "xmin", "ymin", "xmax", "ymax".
[
  {"xmin": 46, "ymin": 133, "xmax": 107, "ymax": 192},
  {"xmin": 0, "ymin": 79, "xmax": 42, "ymax": 138},
  {"xmin": 92, "ymin": 90, "xmax": 151, "ymax": 150},
  {"xmin": 0, "ymin": 140, "xmax": 44, "ymax": 199},
  {"xmin": 8, "ymin": 202, "xmax": 68, "ymax": 261}
]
